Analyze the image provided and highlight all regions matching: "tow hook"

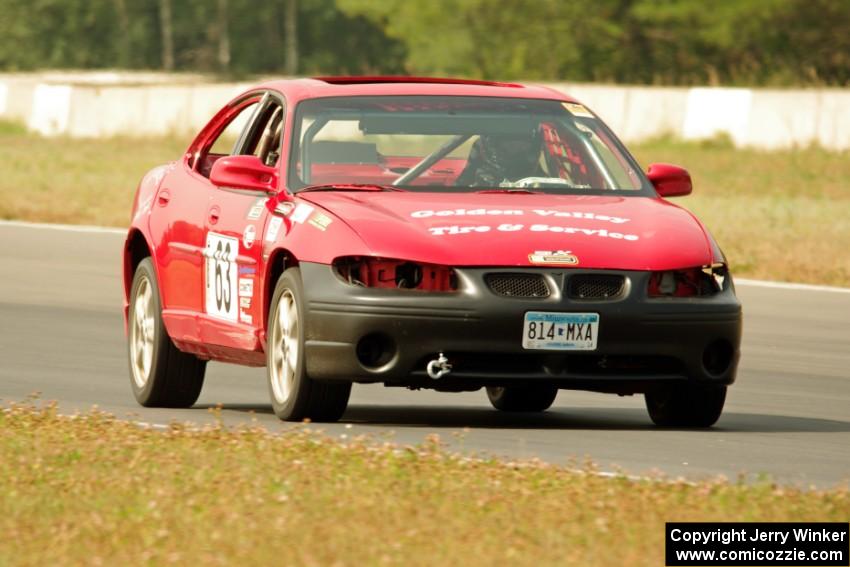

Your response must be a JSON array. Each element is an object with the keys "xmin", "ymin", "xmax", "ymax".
[{"xmin": 426, "ymin": 352, "xmax": 452, "ymax": 380}]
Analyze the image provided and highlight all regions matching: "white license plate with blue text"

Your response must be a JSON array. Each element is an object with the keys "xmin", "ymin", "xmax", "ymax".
[{"xmin": 522, "ymin": 312, "xmax": 599, "ymax": 350}]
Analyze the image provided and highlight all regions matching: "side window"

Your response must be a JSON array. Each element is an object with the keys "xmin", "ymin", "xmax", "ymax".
[
  {"xmin": 197, "ymin": 100, "xmax": 261, "ymax": 178},
  {"xmin": 209, "ymin": 101, "xmax": 260, "ymax": 156}
]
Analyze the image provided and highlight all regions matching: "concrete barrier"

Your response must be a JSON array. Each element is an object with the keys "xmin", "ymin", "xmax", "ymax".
[
  {"xmin": 682, "ymin": 88, "xmax": 752, "ymax": 145},
  {"xmin": 1, "ymin": 77, "xmax": 39, "ymax": 124},
  {"xmin": 29, "ymin": 84, "xmax": 73, "ymax": 136},
  {"xmin": 59, "ymin": 82, "xmax": 249, "ymax": 137},
  {"xmin": 620, "ymin": 86, "xmax": 690, "ymax": 142},
  {"xmin": 817, "ymin": 91, "xmax": 850, "ymax": 151},
  {"xmin": 1, "ymin": 72, "xmax": 848, "ymax": 150},
  {"xmin": 550, "ymin": 84, "xmax": 691, "ymax": 142}
]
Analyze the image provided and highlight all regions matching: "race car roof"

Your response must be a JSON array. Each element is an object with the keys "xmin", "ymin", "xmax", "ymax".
[{"xmin": 254, "ymin": 76, "xmax": 577, "ymax": 104}]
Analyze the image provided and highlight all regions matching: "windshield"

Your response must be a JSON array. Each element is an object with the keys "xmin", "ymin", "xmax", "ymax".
[{"xmin": 288, "ymin": 96, "xmax": 649, "ymax": 193}]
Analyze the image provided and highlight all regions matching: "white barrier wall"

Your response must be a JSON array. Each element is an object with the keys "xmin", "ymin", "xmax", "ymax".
[
  {"xmin": 63, "ymin": 83, "xmax": 250, "ymax": 137},
  {"xmin": 24, "ymin": 82, "xmax": 250, "ymax": 137},
  {"xmin": 1, "ymin": 73, "xmax": 849, "ymax": 150},
  {"xmin": 551, "ymin": 84, "xmax": 850, "ymax": 150},
  {"xmin": 550, "ymin": 84, "xmax": 691, "ymax": 142}
]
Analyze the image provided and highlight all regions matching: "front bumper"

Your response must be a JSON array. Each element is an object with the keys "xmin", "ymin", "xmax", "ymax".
[{"xmin": 300, "ymin": 262, "xmax": 742, "ymax": 393}]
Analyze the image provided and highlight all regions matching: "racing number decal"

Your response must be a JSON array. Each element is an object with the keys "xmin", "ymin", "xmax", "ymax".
[
  {"xmin": 214, "ymin": 240, "xmax": 232, "ymax": 311},
  {"xmin": 205, "ymin": 232, "xmax": 239, "ymax": 321}
]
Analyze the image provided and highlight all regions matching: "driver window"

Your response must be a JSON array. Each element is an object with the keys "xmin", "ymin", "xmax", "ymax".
[
  {"xmin": 209, "ymin": 101, "xmax": 260, "ymax": 157},
  {"xmin": 198, "ymin": 100, "xmax": 260, "ymax": 178}
]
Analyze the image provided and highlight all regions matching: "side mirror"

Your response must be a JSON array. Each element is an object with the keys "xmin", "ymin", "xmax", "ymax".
[
  {"xmin": 210, "ymin": 155, "xmax": 277, "ymax": 193},
  {"xmin": 647, "ymin": 163, "xmax": 692, "ymax": 197}
]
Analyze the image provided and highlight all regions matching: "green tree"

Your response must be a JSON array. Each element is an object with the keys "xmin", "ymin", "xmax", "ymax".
[
  {"xmin": 1, "ymin": 0, "xmax": 848, "ymax": 85},
  {"xmin": 337, "ymin": 0, "xmax": 850, "ymax": 86}
]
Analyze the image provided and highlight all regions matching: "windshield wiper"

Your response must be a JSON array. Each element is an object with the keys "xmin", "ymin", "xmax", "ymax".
[{"xmin": 298, "ymin": 183, "xmax": 404, "ymax": 193}]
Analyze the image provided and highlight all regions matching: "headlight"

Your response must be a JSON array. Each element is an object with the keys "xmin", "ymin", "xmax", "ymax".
[
  {"xmin": 333, "ymin": 256, "xmax": 458, "ymax": 291},
  {"xmin": 647, "ymin": 264, "xmax": 728, "ymax": 297}
]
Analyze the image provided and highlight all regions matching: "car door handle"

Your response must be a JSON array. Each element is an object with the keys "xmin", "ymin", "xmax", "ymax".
[
  {"xmin": 208, "ymin": 206, "xmax": 221, "ymax": 225},
  {"xmin": 157, "ymin": 189, "xmax": 171, "ymax": 206}
]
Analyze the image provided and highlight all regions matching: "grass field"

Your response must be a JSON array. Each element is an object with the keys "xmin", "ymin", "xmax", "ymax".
[
  {"xmin": 2, "ymin": 402, "xmax": 848, "ymax": 567},
  {"xmin": 1, "ymin": 123, "xmax": 848, "ymax": 286},
  {"xmin": 633, "ymin": 138, "xmax": 850, "ymax": 287}
]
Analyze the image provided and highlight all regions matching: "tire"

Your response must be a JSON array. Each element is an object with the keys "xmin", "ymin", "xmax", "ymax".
[
  {"xmin": 645, "ymin": 383, "xmax": 727, "ymax": 427},
  {"xmin": 486, "ymin": 385, "xmax": 558, "ymax": 412},
  {"xmin": 266, "ymin": 267, "xmax": 351, "ymax": 422},
  {"xmin": 128, "ymin": 258, "xmax": 206, "ymax": 408}
]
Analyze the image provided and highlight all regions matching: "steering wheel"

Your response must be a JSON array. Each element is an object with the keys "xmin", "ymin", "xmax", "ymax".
[{"xmin": 509, "ymin": 177, "xmax": 574, "ymax": 189}]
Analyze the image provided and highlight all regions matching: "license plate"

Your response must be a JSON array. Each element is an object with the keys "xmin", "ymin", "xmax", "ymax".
[{"xmin": 522, "ymin": 312, "xmax": 599, "ymax": 350}]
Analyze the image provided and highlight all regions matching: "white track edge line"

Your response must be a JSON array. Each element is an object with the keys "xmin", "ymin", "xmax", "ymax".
[
  {"xmin": 735, "ymin": 278, "xmax": 850, "ymax": 294},
  {"xmin": 0, "ymin": 219, "xmax": 125, "ymax": 234},
  {"xmin": 2, "ymin": 219, "xmax": 849, "ymax": 294}
]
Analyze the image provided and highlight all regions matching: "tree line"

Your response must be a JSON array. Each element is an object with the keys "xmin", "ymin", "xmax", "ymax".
[{"xmin": 1, "ymin": 0, "xmax": 848, "ymax": 86}]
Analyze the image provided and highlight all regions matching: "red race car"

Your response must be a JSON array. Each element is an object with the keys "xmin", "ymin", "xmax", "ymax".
[{"xmin": 123, "ymin": 76, "xmax": 741, "ymax": 426}]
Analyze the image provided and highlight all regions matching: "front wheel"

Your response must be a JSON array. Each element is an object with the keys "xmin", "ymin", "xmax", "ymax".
[
  {"xmin": 645, "ymin": 383, "xmax": 727, "ymax": 427},
  {"xmin": 266, "ymin": 267, "xmax": 350, "ymax": 422},
  {"xmin": 128, "ymin": 258, "xmax": 206, "ymax": 407},
  {"xmin": 486, "ymin": 385, "xmax": 558, "ymax": 412}
]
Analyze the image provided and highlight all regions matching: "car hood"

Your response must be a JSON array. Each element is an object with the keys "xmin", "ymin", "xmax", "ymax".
[{"xmin": 298, "ymin": 192, "xmax": 713, "ymax": 270}]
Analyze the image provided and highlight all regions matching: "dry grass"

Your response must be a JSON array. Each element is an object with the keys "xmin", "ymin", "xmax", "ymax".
[
  {"xmin": 1, "ymin": 402, "xmax": 848, "ymax": 567},
  {"xmin": 1, "ymin": 123, "xmax": 848, "ymax": 285},
  {"xmin": 0, "ymin": 124, "xmax": 186, "ymax": 227},
  {"xmin": 632, "ymin": 137, "xmax": 850, "ymax": 286}
]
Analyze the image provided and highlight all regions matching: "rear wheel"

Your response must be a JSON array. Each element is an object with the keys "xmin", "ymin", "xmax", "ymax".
[
  {"xmin": 266, "ymin": 267, "xmax": 351, "ymax": 422},
  {"xmin": 645, "ymin": 383, "xmax": 727, "ymax": 427},
  {"xmin": 128, "ymin": 258, "xmax": 206, "ymax": 407},
  {"xmin": 486, "ymin": 385, "xmax": 558, "ymax": 412}
]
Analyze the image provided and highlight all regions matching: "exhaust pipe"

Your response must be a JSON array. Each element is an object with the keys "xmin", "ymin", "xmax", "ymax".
[{"xmin": 426, "ymin": 352, "xmax": 452, "ymax": 380}]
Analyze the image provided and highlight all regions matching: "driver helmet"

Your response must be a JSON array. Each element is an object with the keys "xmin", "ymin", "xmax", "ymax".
[{"xmin": 478, "ymin": 126, "xmax": 542, "ymax": 175}]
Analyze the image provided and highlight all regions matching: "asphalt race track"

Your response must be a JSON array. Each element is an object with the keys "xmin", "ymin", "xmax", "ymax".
[{"xmin": 2, "ymin": 221, "xmax": 848, "ymax": 487}]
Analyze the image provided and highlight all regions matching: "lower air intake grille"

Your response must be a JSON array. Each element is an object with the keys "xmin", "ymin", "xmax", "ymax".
[
  {"xmin": 485, "ymin": 273, "xmax": 549, "ymax": 298},
  {"xmin": 568, "ymin": 275, "xmax": 625, "ymax": 300}
]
